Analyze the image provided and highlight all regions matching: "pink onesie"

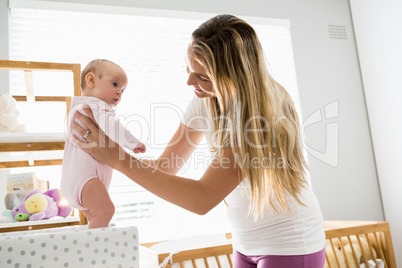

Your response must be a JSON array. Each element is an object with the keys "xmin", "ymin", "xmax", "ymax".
[{"xmin": 61, "ymin": 96, "xmax": 140, "ymax": 210}]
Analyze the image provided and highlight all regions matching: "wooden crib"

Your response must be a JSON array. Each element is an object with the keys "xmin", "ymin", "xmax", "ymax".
[
  {"xmin": 140, "ymin": 221, "xmax": 396, "ymax": 268},
  {"xmin": 324, "ymin": 221, "xmax": 396, "ymax": 268},
  {"xmin": 140, "ymin": 233, "xmax": 233, "ymax": 268}
]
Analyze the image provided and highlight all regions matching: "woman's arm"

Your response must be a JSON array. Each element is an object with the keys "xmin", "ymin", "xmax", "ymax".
[
  {"xmin": 72, "ymin": 106, "xmax": 242, "ymax": 215},
  {"xmin": 142, "ymin": 122, "xmax": 205, "ymax": 174},
  {"xmin": 118, "ymin": 147, "xmax": 240, "ymax": 215}
]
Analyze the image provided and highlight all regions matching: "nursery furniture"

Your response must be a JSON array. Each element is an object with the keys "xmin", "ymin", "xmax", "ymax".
[
  {"xmin": 0, "ymin": 225, "xmax": 139, "ymax": 268},
  {"xmin": 0, "ymin": 60, "xmax": 80, "ymax": 168},
  {"xmin": 140, "ymin": 233, "xmax": 233, "ymax": 268},
  {"xmin": 0, "ymin": 60, "xmax": 85, "ymax": 232},
  {"xmin": 324, "ymin": 221, "xmax": 396, "ymax": 268},
  {"xmin": 140, "ymin": 221, "xmax": 396, "ymax": 268}
]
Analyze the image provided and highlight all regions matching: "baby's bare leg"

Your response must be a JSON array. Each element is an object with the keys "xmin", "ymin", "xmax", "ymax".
[
  {"xmin": 81, "ymin": 178, "xmax": 115, "ymax": 229},
  {"xmin": 81, "ymin": 210, "xmax": 93, "ymax": 223}
]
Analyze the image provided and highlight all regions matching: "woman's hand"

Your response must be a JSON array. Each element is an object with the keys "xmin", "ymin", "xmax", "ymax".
[{"xmin": 71, "ymin": 104, "xmax": 128, "ymax": 169}]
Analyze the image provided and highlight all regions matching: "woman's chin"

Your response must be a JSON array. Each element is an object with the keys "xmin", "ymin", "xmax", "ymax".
[
  {"xmin": 193, "ymin": 89, "xmax": 205, "ymax": 97},
  {"xmin": 193, "ymin": 89, "xmax": 215, "ymax": 98}
]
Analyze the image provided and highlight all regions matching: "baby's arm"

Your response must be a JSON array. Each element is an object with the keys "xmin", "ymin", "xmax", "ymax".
[{"xmin": 97, "ymin": 108, "xmax": 146, "ymax": 153}]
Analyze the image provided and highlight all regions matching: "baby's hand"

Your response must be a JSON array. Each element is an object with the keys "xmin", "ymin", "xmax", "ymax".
[{"xmin": 133, "ymin": 142, "xmax": 146, "ymax": 154}]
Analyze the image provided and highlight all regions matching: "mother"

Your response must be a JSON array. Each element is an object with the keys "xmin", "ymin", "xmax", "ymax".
[{"xmin": 73, "ymin": 14, "xmax": 325, "ymax": 268}]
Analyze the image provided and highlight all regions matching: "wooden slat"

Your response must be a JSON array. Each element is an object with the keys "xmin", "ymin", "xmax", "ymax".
[
  {"xmin": 0, "ymin": 220, "xmax": 80, "ymax": 233},
  {"xmin": 0, "ymin": 60, "xmax": 80, "ymax": 72},
  {"xmin": 72, "ymin": 63, "xmax": 82, "ymax": 96},
  {"xmin": 329, "ymin": 239, "xmax": 341, "ymax": 267},
  {"xmin": 372, "ymin": 232, "xmax": 388, "ymax": 268},
  {"xmin": 66, "ymin": 97, "xmax": 72, "ymax": 116},
  {"xmin": 157, "ymin": 244, "xmax": 233, "ymax": 265},
  {"xmin": 356, "ymin": 235, "xmax": 370, "ymax": 267},
  {"xmin": 364, "ymin": 233, "xmax": 379, "ymax": 267},
  {"xmin": 79, "ymin": 210, "xmax": 88, "ymax": 225},
  {"xmin": 173, "ymin": 245, "xmax": 232, "ymax": 263},
  {"xmin": 0, "ymin": 142, "xmax": 65, "ymax": 152},
  {"xmin": 0, "ymin": 159, "xmax": 62, "ymax": 168},
  {"xmin": 227, "ymin": 254, "xmax": 233, "ymax": 267},
  {"xmin": 215, "ymin": 256, "xmax": 222, "ymax": 268},
  {"xmin": 12, "ymin": 95, "xmax": 72, "ymax": 102},
  {"xmin": 203, "ymin": 257, "xmax": 210, "ymax": 268},
  {"xmin": 338, "ymin": 237, "xmax": 351, "ymax": 267},
  {"xmin": 346, "ymin": 236, "xmax": 360, "ymax": 266},
  {"xmin": 383, "ymin": 225, "xmax": 397, "ymax": 268}
]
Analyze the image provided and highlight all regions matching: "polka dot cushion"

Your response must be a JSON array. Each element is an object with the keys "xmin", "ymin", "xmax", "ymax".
[{"xmin": 0, "ymin": 225, "xmax": 139, "ymax": 268}]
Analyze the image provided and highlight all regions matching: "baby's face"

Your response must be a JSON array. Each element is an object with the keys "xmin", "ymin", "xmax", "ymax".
[{"xmin": 94, "ymin": 62, "xmax": 128, "ymax": 107}]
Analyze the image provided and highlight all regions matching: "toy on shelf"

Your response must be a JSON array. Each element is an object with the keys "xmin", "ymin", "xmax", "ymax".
[
  {"xmin": 0, "ymin": 94, "xmax": 26, "ymax": 133},
  {"xmin": 11, "ymin": 188, "xmax": 72, "ymax": 221}
]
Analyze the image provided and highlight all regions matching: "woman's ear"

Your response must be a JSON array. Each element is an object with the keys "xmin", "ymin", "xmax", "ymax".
[{"xmin": 85, "ymin": 72, "xmax": 96, "ymax": 89}]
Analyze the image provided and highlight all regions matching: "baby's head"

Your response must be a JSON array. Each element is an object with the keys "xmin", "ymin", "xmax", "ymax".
[{"xmin": 81, "ymin": 59, "xmax": 128, "ymax": 107}]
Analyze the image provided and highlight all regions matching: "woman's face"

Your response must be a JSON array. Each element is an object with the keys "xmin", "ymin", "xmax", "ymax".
[{"xmin": 186, "ymin": 51, "xmax": 216, "ymax": 98}]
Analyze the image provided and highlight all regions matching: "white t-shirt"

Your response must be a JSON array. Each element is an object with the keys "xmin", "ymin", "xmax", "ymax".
[{"xmin": 181, "ymin": 96, "xmax": 325, "ymax": 255}]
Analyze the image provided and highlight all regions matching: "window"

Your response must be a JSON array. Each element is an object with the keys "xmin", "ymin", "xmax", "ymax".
[{"xmin": 8, "ymin": 1, "xmax": 302, "ymax": 242}]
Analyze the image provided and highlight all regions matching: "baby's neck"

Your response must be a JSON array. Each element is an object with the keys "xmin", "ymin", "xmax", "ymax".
[{"xmin": 81, "ymin": 91, "xmax": 95, "ymax": 97}]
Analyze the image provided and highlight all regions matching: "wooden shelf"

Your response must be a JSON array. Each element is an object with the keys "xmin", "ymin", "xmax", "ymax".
[
  {"xmin": 0, "ymin": 60, "xmax": 81, "ymax": 86},
  {"xmin": 0, "ymin": 60, "xmax": 80, "ymax": 168},
  {"xmin": 0, "ymin": 142, "xmax": 65, "ymax": 152},
  {"xmin": 0, "ymin": 217, "xmax": 81, "ymax": 233},
  {"xmin": 0, "ymin": 59, "xmax": 86, "ymax": 230},
  {"xmin": 0, "ymin": 159, "xmax": 63, "ymax": 168}
]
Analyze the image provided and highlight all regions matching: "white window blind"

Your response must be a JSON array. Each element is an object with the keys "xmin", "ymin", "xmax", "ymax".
[{"xmin": 9, "ymin": 3, "xmax": 302, "ymax": 242}]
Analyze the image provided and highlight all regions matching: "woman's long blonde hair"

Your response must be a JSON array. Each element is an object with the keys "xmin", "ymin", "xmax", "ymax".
[{"xmin": 190, "ymin": 14, "xmax": 308, "ymax": 219}]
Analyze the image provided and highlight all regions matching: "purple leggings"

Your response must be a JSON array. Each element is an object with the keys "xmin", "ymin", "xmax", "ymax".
[{"xmin": 233, "ymin": 248, "xmax": 325, "ymax": 268}]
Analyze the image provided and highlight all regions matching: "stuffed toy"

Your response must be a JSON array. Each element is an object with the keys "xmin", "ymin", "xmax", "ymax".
[
  {"xmin": 325, "ymin": 240, "xmax": 347, "ymax": 268},
  {"xmin": 0, "ymin": 94, "xmax": 26, "ymax": 133},
  {"xmin": 324, "ymin": 235, "xmax": 377, "ymax": 268},
  {"xmin": 5, "ymin": 189, "xmax": 31, "ymax": 210},
  {"xmin": 341, "ymin": 235, "xmax": 377, "ymax": 263},
  {"xmin": 11, "ymin": 189, "xmax": 72, "ymax": 221}
]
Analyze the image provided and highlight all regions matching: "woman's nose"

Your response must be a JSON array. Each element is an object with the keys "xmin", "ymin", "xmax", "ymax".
[{"xmin": 187, "ymin": 73, "xmax": 195, "ymax": 86}]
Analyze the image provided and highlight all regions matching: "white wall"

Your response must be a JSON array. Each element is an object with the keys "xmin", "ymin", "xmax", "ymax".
[
  {"xmin": 0, "ymin": 0, "xmax": 388, "ymax": 252},
  {"xmin": 350, "ymin": 0, "xmax": 402, "ymax": 265}
]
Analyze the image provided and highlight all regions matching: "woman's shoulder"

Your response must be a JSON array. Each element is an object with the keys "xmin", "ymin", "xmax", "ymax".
[
  {"xmin": 187, "ymin": 96, "xmax": 209, "ymax": 116},
  {"xmin": 188, "ymin": 95, "xmax": 206, "ymax": 108},
  {"xmin": 182, "ymin": 96, "xmax": 210, "ymax": 130}
]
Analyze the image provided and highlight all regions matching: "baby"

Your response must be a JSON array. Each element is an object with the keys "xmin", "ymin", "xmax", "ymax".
[{"xmin": 61, "ymin": 59, "xmax": 146, "ymax": 228}]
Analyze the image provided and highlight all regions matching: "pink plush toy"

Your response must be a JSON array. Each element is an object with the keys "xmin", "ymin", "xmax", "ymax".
[{"xmin": 12, "ymin": 189, "xmax": 72, "ymax": 221}]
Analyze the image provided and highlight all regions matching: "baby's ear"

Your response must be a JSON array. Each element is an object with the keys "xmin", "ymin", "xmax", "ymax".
[{"xmin": 85, "ymin": 72, "xmax": 96, "ymax": 88}]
